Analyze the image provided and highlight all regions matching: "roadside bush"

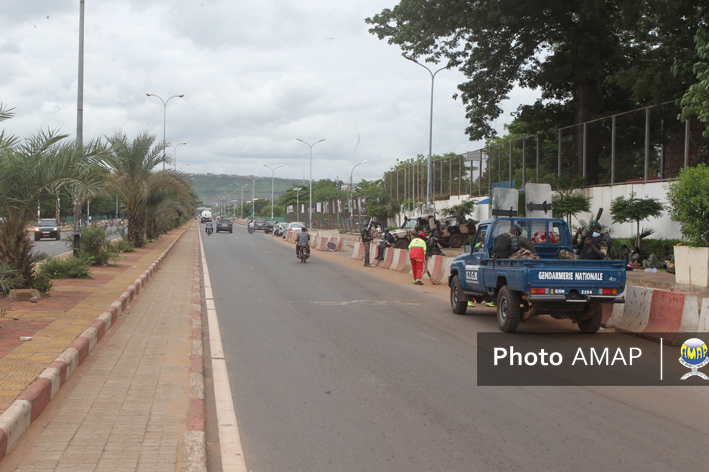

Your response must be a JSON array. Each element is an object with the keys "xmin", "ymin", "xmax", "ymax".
[
  {"xmin": 38, "ymin": 256, "xmax": 91, "ymax": 280},
  {"xmin": 113, "ymin": 227, "xmax": 135, "ymax": 253},
  {"xmin": 666, "ymin": 164, "xmax": 709, "ymax": 246},
  {"xmin": 63, "ymin": 226, "xmax": 119, "ymax": 266},
  {"xmin": 0, "ymin": 262, "xmax": 24, "ymax": 294},
  {"xmin": 612, "ymin": 238, "xmax": 685, "ymax": 260}
]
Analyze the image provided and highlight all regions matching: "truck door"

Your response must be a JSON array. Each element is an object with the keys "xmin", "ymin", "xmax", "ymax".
[{"xmin": 464, "ymin": 224, "xmax": 488, "ymax": 293}]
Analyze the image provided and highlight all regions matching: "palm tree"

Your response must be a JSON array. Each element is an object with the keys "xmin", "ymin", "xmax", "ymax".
[
  {"xmin": 106, "ymin": 130, "xmax": 192, "ymax": 247},
  {"xmin": 0, "ymin": 103, "xmax": 110, "ymax": 286},
  {"xmin": 145, "ymin": 187, "xmax": 196, "ymax": 240}
]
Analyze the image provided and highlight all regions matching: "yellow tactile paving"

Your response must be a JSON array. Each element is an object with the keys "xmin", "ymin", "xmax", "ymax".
[{"xmin": 0, "ymin": 226, "xmax": 187, "ymax": 415}]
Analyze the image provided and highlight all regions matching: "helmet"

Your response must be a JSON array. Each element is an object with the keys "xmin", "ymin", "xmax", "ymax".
[{"xmin": 418, "ymin": 232, "xmax": 426, "ymax": 238}]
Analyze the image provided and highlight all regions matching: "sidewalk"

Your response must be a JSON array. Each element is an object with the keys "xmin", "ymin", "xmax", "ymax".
[{"xmin": 0, "ymin": 223, "xmax": 205, "ymax": 470}]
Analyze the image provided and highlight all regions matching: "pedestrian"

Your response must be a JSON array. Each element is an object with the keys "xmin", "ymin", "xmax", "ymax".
[
  {"xmin": 361, "ymin": 222, "xmax": 372, "ymax": 267},
  {"xmin": 408, "ymin": 232, "xmax": 427, "ymax": 285}
]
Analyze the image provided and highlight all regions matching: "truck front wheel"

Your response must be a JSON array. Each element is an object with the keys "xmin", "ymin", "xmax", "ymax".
[
  {"xmin": 578, "ymin": 303, "xmax": 602, "ymax": 334},
  {"xmin": 497, "ymin": 286, "xmax": 521, "ymax": 333},
  {"xmin": 449, "ymin": 233, "xmax": 464, "ymax": 248},
  {"xmin": 450, "ymin": 275, "xmax": 468, "ymax": 315}
]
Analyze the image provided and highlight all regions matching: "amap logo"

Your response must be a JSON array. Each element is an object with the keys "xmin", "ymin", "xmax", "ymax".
[{"xmin": 679, "ymin": 338, "xmax": 709, "ymax": 380}]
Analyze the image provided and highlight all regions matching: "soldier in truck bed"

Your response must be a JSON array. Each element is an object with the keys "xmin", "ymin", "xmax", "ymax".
[
  {"xmin": 558, "ymin": 221, "xmax": 611, "ymax": 260},
  {"xmin": 493, "ymin": 224, "xmax": 539, "ymax": 259}
]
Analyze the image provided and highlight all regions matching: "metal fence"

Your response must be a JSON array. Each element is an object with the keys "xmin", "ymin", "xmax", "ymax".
[{"xmin": 383, "ymin": 103, "xmax": 708, "ymax": 203}]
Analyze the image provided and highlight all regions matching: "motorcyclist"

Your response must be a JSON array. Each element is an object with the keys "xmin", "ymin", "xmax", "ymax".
[
  {"xmin": 248, "ymin": 220, "xmax": 255, "ymax": 233},
  {"xmin": 296, "ymin": 227, "xmax": 310, "ymax": 258},
  {"xmin": 205, "ymin": 220, "xmax": 214, "ymax": 235}
]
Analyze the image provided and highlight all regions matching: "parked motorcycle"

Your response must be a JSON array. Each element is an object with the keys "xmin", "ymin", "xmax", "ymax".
[{"xmin": 297, "ymin": 243, "xmax": 310, "ymax": 263}]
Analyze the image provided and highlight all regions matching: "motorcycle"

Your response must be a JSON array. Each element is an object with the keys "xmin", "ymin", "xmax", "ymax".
[
  {"xmin": 206, "ymin": 226, "xmax": 213, "ymax": 236},
  {"xmin": 297, "ymin": 243, "xmax": 310, "ymax": 263}
]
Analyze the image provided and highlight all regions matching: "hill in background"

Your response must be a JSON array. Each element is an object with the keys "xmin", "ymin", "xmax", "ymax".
[{"xmin": 189, "ymin": 173, "xmax": 305, "ymax": 206}]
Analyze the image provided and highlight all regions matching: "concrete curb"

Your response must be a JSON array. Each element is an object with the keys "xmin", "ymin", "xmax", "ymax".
[
  {"xmin": 184, "ymin": 230, "xmax": 207, "ymax": 471},
  {"xmin": 0, "ymin": 224, "xmax": 192, "ymax": 462}
]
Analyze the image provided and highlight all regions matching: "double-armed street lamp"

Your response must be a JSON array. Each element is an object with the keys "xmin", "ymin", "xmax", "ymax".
[
  {"xmin": 349, "ymin": 160, "xmax": 368, "ymax": 229},
  {"xmin": 293, "ymin": 187, "xmax": 303, "ymax": 221},
  {"xmin": 263, "ymin": 164, "xmax": 283, "ymax": 220},
  {"xmin": 402, "ymin": 54, "xmax": 448, "ymax": 212},
  {"xmin": 248, "ymin": 177, "xmax": 259, "ymax": 220},
  {"xmin": 166, "ymin": 142, "xmax": 186, "ymax": 170},
  {"xmin": 296, "ymin": 138, "xmax": 325, "ymax": 229},
  {"xmin": 146, "ymin": 93, "xmax": 184, "ymax": 171}
]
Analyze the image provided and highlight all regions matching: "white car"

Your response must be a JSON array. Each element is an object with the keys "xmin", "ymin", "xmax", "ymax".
[{"xmin": 283, "ymin": 222, "xmax": 306, "ymax": 238}]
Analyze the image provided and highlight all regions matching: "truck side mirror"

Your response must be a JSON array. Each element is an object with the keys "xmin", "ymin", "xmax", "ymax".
[{"xmin": 464, "ymin": 244, "xmax": 472, "ymax": 254}]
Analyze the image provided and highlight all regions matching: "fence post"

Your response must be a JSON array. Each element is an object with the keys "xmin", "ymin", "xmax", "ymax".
[
  {"xmin": 611, "ymin": 116, "xmax": 616, "ymax": 184},
  {"xmin": 645, "ymin": 106, "xmax": 650, "ymax": 183}
]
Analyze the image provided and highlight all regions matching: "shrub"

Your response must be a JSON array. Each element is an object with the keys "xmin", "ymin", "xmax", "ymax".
[
  {"xmin": 0, "ymin": 262, "xmax": 24, "ymax": 294},
  {"xmin": 666, "ymin": 164, "xmax": 709, "ymax": 246},
  {"xmin": 39, "ymin": 256, "xmax": 92, "ymax": 280},
  {"xmin": 64, "ymin": 226, "xmax": 120, "ymax": 266}
]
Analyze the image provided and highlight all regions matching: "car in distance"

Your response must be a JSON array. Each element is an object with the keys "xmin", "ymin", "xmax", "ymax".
[
  {"xmin": 274, "ymin": 222, "xmax": 288, "ymax": 237},
  {"xmin": 34, "ymin": 218, "xmax": 61, "ymax": 241},
  {"xmin": 216, "ymin": 219, "xmax": 233, "ymax": 233},
  {"xmin": 284, "ymin": 222, "xmax": 306, "ymax": 238},
  {"xmin": 253, "ymin": 218, "xmax": 268, "ymax": 231},
  {"xmin": 264, "ymin": 221, "xmax": 277, "ymax": 234}
]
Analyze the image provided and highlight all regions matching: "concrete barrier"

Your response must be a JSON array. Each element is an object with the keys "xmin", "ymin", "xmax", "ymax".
[
  {"xmin": 699, "ymin": 298, "xmax": 709, "ymax": 333},
  {"xmin": 380, "ymin": 248, "xmax": 394, "ymax": 269},
  {"xmin": 609, "ymin": 286, "xmax": 653, "ymax": 332},
  {"xmin": 351, "ymin": 242, "xmax": 364, "ymax": 260},
  {"xmin": 390, "ymin": 249, "xmax": 411, "ymax": 273}
]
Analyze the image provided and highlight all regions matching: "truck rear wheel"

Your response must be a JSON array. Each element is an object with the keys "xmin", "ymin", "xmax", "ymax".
[
  {"xmin": 394, "ymin": 239, "xmax": 409, "ymax": 249},
  {"xmin": 450, "ymin": 275, "xmax": 468, "ymax": 315},
  {"xmin": 497, "ymin": 286, "xmax": 521, "ymax": 333},
  {"xmin": 449, "ymin": 233, "xmax": 464, "ymax": 248},
  {"xmin": 578, "ymin": 303, "xmax": 602, "ymax": 334}
]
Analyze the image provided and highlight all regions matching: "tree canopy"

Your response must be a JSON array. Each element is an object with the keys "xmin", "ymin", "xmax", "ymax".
[{"xmin": 367, "ymin": 0, "xmax": 707, "ymax": 184}]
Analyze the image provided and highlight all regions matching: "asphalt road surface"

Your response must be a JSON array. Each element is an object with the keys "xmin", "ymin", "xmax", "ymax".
[
  {"xmin": 30, "ymin": 225, "xmax": 121, "ymax": 258},
  {"xmin": 201, "ymin": 227, "xmax": 708, "ymax": 471}
]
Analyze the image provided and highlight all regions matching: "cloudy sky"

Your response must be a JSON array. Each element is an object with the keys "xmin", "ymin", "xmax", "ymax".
[{"xmin": 0, "ymin": 0, "xmax": 535, "ymax": 184}]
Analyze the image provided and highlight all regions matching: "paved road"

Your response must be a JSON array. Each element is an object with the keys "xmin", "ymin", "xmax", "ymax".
[{"xmin": 201, "ymin": 230, "xmax": 708, "ymax": 471}]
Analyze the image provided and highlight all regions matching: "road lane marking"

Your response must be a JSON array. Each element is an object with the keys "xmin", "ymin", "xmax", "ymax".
[{"xmin": 198, "ymin": 230, "xmax": 247, "ymax": 472}]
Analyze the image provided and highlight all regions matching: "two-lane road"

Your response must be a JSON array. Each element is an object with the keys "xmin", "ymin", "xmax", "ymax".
[{"xmin": 201, "ymin": 227, "xmax": 707, "ymax": 471}]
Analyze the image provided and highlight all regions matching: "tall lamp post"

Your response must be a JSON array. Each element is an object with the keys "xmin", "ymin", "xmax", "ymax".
[
  {"xmin": 248, "ymin": 177, "xmax": 258, "ymax": 220},
  {"xmin": 146, "ymin": 93, "xmax": 184, "ymax": 170},
  {"xmin": 263, "ymin": 164, "xmax": 283, "ymax": 220},
  {"xmin": 296, "ymin": 138, "xmax": 325, "ymax": 229},
  {"xmin": 235, "ymin": 184, "xmax": 245, "ymax": 219},
  {"xmin": 350, "ymin": 160, "xmax": 368, "ymax": 230},
  {"xmin": 166, "ymin": 142, "xmax": 186, "ymax": 170},
  {"xmin": 402, "ymin": 54, "xmax": 448, "ymax": 212},
  {"xmin": 293, "ymin": 187, "xmax": 303, "ymax": 221}
]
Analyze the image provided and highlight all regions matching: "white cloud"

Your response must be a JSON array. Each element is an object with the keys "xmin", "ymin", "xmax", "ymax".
[{"xmin": 0, "ymin": 0, "xmax": 539, "ymax": 184}]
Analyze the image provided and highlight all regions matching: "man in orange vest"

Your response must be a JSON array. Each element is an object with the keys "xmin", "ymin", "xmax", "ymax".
[{"xmin": 408, "ymin": 232, "xmax": 427, "ymax": 285}]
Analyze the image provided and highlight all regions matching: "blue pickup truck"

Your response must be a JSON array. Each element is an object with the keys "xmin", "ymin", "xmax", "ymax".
[{"xmin": 448, "ymin": 217, "xmax": 626, "ymax": 333}]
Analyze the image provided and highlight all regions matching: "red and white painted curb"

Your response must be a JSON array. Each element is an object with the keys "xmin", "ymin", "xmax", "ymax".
[{"xmin": 0, "ymin": 225, "xmax": 192, "ymax": 462}]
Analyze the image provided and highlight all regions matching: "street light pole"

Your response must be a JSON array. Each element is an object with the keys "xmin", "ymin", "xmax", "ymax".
[
  {"xmin": 146, "ymin": 93, "xmax": 184, "ymax": 171},
  {"xmin": 166, "ymin": 142, "xmax": 186, "ymax": 170},
  {"xmin": 296, "ymin": 138, "xmax": 325, "ymax": 229},
  {"xmin": 402, "ymin": 54, "xmax": 448, "ymax": 213},
  {"xmin": 349, "ymin": 160, "xmax": 368, "ymax": 230},
  {"xmin": 249, "ymin": 177, "xmax": 258, "ymax": 220},
  {"xmin": 263, "ymin": 164, "xmax": 283, "ymax": 220},
  {"xmin": 293, "ymin": 187, "xmax": 303, "ymax": 221}
]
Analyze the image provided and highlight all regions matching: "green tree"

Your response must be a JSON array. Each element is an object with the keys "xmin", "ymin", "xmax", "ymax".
[
  {"xmin": 553, "ymin": 190, "xmax": 592, "ymax": 226},
  {"xmin": 354, "ymin": 179, "xmax": 399, "ymax": 224},
  {"xmin": 666, "ymin": 164, "xmax": 709, "ymax": 246},
  {"xmin": 106, "ymin": 130, "xmax": 191, "ymax": 248},
  {"xmin": 611, "ymin": 192, "xmax": 664, "ymax": 248},
  {"xmin": 367, "ymin": 0, "xmax": 706, "ymax": 184},
  {"xmin": 679, "ymin": 27, "xmax": 709, "ymax": 137},
  {"xmin": 0, "ymin": 104, "xmax": 110, "ymax": 287}
]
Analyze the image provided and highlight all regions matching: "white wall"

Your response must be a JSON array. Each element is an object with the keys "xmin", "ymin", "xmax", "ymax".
[{"xmin": 397, "ymin": 180, "xmax": 682, "ymax": 240}]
